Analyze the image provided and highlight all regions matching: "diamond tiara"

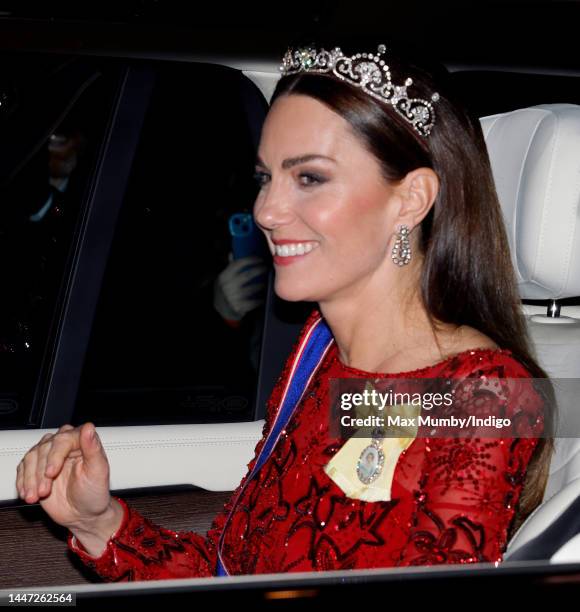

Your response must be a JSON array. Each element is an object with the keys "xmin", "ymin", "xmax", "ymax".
[{"xmin": 279, "ymin": 44, "xmax": 440, "ymax": 137}]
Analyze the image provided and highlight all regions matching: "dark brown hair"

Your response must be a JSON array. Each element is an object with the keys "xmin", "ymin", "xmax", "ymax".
[{"xmin": 270, "ymin": 46, "xmax": 555, "ymax": 540}]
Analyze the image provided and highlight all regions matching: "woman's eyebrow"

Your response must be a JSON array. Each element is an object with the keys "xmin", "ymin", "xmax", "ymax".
[{"xmin": 255, "ymin": 154, "xmax": 337, "ymax": 170}]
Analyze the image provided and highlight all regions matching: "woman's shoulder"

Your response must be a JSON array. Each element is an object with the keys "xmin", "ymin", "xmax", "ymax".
[
  {"xmin": 445, "ymin": 325, "xmax": 499, "ymax": 353},
  {"xmin": 437, "ymin": 326, "xmax": 532, "ymax": 378},
  {"xmin": 441, "ymin": 346, "xmax": 530, "ymax": 378},
  {"xmin": 442, "ymin": 344, "xmax": 545, "ymax": 432}
]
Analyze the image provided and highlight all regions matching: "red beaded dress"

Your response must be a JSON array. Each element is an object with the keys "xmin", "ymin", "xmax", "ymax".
[{"xmin": 67, "ymin": 308, "xmax": 544, "ymax": 581}]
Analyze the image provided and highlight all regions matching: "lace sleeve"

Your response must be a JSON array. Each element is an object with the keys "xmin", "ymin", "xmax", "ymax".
[{"xmin": 396, "ymin": 363, "xmax": 545, "ymax": 566}]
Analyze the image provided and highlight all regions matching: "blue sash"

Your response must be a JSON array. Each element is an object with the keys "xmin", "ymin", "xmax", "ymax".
[{"xmin": 216, "ymin": 315, "xmax": 334, "ymax": 576}]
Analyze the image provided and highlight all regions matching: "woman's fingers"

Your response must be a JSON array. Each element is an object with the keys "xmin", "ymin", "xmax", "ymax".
[
  {"xmin": 45, "ymin": 424, "xmax": 76, "ymax": 477},
  {"xmin": 36, "ymin": 435, "xmax": 60, "ymax": 498},
  {"xmin": 16, "ymin": 461, "xmax": 24, "ymax": 498},
  {"xmin": 16, "ymin": 424, "xmax": 77, "ymax": 502},
  {"xmin": 35, "ymin": 433, "xmax": 57, "ymax": 497},
  {"xmin": 43, "ymin": 429, "xmax": 81, "ymax": 480},
  {"xmin": 22, "ymin": 447, "xmax": 40, "ymax": 503},
  {"xmin": 23, "ymin": 432, "xmax": 54, "ymax": 502}
]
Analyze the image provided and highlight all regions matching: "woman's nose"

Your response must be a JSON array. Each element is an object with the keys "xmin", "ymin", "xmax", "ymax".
[{"xmin": 254, "ymin": 186, "xmax": 294, "ymax": 231}]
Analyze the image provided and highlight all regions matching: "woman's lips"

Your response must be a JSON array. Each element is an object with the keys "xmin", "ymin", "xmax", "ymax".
[{"xmin": 273, "ymin": 248, "xmax": 316, "ymax": 266}]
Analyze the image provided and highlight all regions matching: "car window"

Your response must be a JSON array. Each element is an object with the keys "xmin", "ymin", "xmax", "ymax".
[
  {"xmin": 72, "ymin": 61, "xmax": 268, "ymax": 427},
  {"xmin": 0, "ymin": 52, "xmax": 120, "ymax": 428}
]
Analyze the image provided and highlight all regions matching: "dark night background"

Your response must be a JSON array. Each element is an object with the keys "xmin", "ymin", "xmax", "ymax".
[{"xmin": 0, "ymin": 1, "xmax": 578, "ymax": 71}]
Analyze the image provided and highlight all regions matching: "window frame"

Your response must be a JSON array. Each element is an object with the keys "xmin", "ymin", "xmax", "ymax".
[{"xmin": 32, "ymin": 64, "xmax": 157, "ymax": 429}]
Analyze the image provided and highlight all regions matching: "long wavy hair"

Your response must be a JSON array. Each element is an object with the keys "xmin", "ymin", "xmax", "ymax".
[{"xmin": 270, "ymin": 44, "xmax": 556, "ymax": 539}]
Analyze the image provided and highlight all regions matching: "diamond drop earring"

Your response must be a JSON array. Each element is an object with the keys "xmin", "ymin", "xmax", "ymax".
[{"xmin": 391, "ymin": 224, "xmax": 412, "ymax": 266}]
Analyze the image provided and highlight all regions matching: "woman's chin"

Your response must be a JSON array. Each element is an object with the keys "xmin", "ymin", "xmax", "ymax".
[{"xmin": 273, "ymin": 279, "xmax": 318, "ymax": 303}]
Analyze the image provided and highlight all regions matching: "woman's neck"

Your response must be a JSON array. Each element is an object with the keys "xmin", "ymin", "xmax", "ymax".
[{"xmin": 318, "ymin": 268, "xmax": 462, "ymax": 374}]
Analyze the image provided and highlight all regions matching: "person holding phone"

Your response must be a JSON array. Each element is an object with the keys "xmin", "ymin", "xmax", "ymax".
[
  {"xmin": 212, "ymin": 213, "xmax": 269, "ymax": 376},
  {"xmin": 213, "ymin": 254, "xmax": 267, "ymax": 326},
  {"xmin": 213, "ymin": 226, "xmax": 267, "ymax": 329}
]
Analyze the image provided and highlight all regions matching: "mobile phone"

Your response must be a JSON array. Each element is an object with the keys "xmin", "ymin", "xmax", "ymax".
[{"xmin": 228, "ymin": 213, "xmax": 270, "ymax": 260}]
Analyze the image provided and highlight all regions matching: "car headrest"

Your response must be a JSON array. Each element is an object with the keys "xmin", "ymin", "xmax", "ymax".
[{"xmin": 480, "ymin": 104, "xmax": 580, "ymax": 300}]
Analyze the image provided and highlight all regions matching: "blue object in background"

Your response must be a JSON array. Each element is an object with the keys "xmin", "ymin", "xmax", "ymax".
[
  {"xmin": 228, "ymin": 213, "xmax": 270, "ymax": 260},
  {"xmin": 228, "ymin": 212, "xmax": 270, "ymax": 286}
]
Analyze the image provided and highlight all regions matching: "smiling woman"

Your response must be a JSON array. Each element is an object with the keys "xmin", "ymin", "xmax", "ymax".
[
  {"xmin": 18, "ymin": 40, "xmax": 556, "ymax": 581},
  {"xmin": 250, "ymin": 39, "xmax": 555, "ymax": 544}
]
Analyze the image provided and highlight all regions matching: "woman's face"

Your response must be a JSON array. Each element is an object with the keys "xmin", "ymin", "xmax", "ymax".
[{"xmin": 253, "ymin": 93, "xmax": 405, "ymax": 304}]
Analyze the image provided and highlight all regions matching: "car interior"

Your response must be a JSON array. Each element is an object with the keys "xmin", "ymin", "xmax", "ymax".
[{"xmin": 1, "ymin": 37, "xmax": 580, "ymax": 594}]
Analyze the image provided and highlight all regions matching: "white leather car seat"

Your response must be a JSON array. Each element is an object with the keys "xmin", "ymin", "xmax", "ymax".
[{"xmin": 480, "ymin": 104, "xmax": 580, "ymax": 562}]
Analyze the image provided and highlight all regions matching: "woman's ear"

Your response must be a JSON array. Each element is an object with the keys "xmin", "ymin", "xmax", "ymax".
[{"xmin": 395, "ymin": 167, "xmax": 439, "ymax": 227}]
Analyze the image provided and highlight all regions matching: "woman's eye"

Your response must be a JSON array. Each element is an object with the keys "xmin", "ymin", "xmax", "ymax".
[
  {"xmin": 252, "ymin": 171, "xmax": 326, "ymax": 188},
  {"xmin": 298, "ymin": 173, "xmax": 325, "ymax": 187},
  {"xmin": 252, "ymin": 171, "xmax": 270, "ymax": 187}
]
